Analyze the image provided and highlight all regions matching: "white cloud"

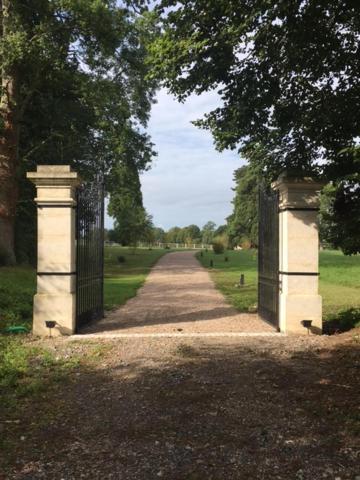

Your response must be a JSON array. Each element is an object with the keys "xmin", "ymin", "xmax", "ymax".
[
  {"xmin": 106, "ymin": 88, "xmax": 245, "ymax": 230},
  {"xmin": 142, "ymin": 89, "xmax": 243, "ymax": 229}
]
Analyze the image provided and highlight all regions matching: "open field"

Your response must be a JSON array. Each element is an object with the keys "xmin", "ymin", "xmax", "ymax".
[
  {"xmin": 0, "ymin": 247, "xmax": 169, "ymax": 331},
  {"xmin": 196, "ymin": 249, "xmax": 360, "ymax": 326}
]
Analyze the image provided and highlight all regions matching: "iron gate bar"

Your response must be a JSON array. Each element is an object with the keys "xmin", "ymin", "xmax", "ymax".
[
  {"xmin": 258, "ymin": 186, "xmax": 280, "ymax": 329},
  {"xmin": 75, "ymin": 176, "xmax": 104, "ymax": 331}
]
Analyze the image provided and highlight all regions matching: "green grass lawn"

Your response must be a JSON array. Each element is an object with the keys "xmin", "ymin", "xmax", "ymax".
[
  {"xmin": 196, "ymin": 249, "xmax": 360, "ymax": 326},
  {"xmin": 0, "ymin": 266, "xmax": 36, "ymax": 331},
  {"xmin": 197, "ymin": 249, "xmax": 259, "ymax": 312},
  {"xmin": 318, "ymin": 250, "xmax": 360, "ymax": 317}
]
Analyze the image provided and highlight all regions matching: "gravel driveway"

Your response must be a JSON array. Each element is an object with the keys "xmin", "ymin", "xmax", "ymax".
[
  {"xmin": 83, "ymin": 251, "xmax": 274, "ymax": 335},
  {"xmin": 3, "ymin": 333, "xmax": 359, "ymax": 479}
]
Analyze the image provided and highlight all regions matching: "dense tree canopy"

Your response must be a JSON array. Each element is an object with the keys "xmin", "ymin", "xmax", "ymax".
[
  {"xmin": 164, "ymin": 224, "xmax": 202, "ymax": 244},
  {"xmin": 0, "ymin": 0, "xmax": 157, "ymax": 262},
  {"xmin": 150, "ymin": 0, "xmax": 360, "ymax": 253},
  {"xmin": 138, "ymin": 222, "xmax": 218, "ymax": 246},
  {"xmin": 320, "ymin": 172, "xmax": 360, "ymax": 255}
]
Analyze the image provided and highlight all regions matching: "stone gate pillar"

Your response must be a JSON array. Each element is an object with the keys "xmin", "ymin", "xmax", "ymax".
[
  {"xmin": 27, "ymin": 166, "xmax": 80, "ymax": 336},
  {"xmin": 272, "ymin": 173, "xmax": 325, "ymax": 334}
]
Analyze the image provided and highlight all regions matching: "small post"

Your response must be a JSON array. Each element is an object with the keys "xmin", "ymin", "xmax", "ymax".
[
  {"xmin": 27, "ymin": 166, "xmax": 80, "ymax": 337},
  {"xmin": 240, "ymin": 274, "xmax": 245, "ymax": 286},
  {"xmin": 210, "ymin": 259, "xmax": 213, "ymax": 268}
]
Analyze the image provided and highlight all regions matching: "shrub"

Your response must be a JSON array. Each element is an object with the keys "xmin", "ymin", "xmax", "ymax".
[
  {"xmin": 323, "ymin": 308, "xmax": 360, "ymax": 334},
  {"xmin": 212, "ymin": 241, "xmax": 224, "ymax": 254},
  {"xmin": 117, "ymin": 255, "xmax": 126, "ymax": 263},
  {"xmin": 213, "ymin": 233, "xmax": 229, "ymax": 251}
]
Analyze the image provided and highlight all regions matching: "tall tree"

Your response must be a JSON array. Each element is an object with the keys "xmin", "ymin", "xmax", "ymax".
[
  {"xmin": 1, "ymin": 0, "xmax": 21, "ymax": 263},
  {"xmin": 165, "ymin": 226, "xmax": 181, "ymax": 243},
  {"xmin": 0, "ymin": 0, "xmax": 157, "ymax": 263},
  {"xmin": 110, "ymin": 207, "xmax": 154, "ymax": 246},
  {"xmin": 150, "ymin": 0, "xmax": 360, "ymax": 253},
  {"xmin": 183, "ymin": 224, "xmax": 201, "ymax": 243},
  {"xmin": 201, "ymin": 221, "xmax": 216, "ymax": 245},
  {"xmin": 227, "ymin": 166, "xmax": 259, "ymax": 248},
  {"xmin": 152, "ymin": 227, "xmax": 166, "ymax": 243},
  {"xmin": 108, "ymin": 162, "xmax": 153, "ymax": 246}
]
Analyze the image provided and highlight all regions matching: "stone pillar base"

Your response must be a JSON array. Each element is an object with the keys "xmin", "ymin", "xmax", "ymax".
[
  {"xmin": 279, "ymin": 293, "xmax": 322, "ymax": 335},
  {"xmin": 33, "ymin": 293, "xmax": 76, "ymax": 337}
]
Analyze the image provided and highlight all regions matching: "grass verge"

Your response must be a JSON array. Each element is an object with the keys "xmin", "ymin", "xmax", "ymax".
[
  {"xmin": 197, "ymin": 249, "xmax": 258, "ymax": 312},
  {"xmin": 0, "ymin": 266, "xmax": 35, "ymax": 331},
  {"xmin": 0, "ymin": 336, "xmax": 112, "ymax": 468},
  {"xmin": 196, "ymin": 249, "xmax": 360, "ymax": 329},
  {"xmin": 0, "ymin": 337, "xmax": 112, "ymax": 408}
]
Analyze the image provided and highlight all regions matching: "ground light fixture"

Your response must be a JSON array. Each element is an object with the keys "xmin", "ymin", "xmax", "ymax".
[
  {"xmin": 45, "ymin": 320, "xmax": 56, "ymax": 337},
  {"xmin": 301, "ymin": 319, "xmax": 312, "ymax": 334}
]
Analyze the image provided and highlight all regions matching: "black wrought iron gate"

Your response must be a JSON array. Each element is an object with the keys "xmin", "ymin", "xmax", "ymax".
[
  {"xmin": 76, "ymin": 177, "xmax": 104, "ymax": 331},
  {"xmin": 258, "ymin": 187, "xmax": 279, "ymax": 328}
]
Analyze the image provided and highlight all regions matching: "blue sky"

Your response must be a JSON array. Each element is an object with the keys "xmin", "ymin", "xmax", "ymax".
[{"xmin": 106, "ymin": 88, "xmax": 244, "ymax": 230}]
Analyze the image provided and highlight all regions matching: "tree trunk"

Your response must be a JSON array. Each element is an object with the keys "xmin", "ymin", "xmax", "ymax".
[{"xmin": 0, "ymin": 0, "xmax": 19, "ymax": 264}]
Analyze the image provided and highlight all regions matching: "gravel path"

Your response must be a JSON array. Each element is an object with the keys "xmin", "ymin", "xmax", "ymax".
[
  {"xmin": 3, "ymin": 333, "xmax": 359, "ymax": 479},
  {"xmin": 83, "ymin": 251, "xmax": 274, "ymax": 335}
]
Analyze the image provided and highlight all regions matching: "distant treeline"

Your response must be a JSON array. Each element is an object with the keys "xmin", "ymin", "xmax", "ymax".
[
  {"xmin": 107, "ymin": 221, "xmax": 227, "ymax": 248},
  {"xmin": 152, "ymin": 222, "xmax": 227, "ymax": 246}
]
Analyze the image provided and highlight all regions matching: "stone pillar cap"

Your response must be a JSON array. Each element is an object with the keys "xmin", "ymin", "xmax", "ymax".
[
  {"xmin": 272, "ymin": 172, "xmax": 326, "ymax": 191},
  {"xmin": 27, "ymin": 165, "xmax": 80, "ymax": 186},
  {"xmin": 272, "ymin": 172, "xmax": 326, "ymax": 210}
]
